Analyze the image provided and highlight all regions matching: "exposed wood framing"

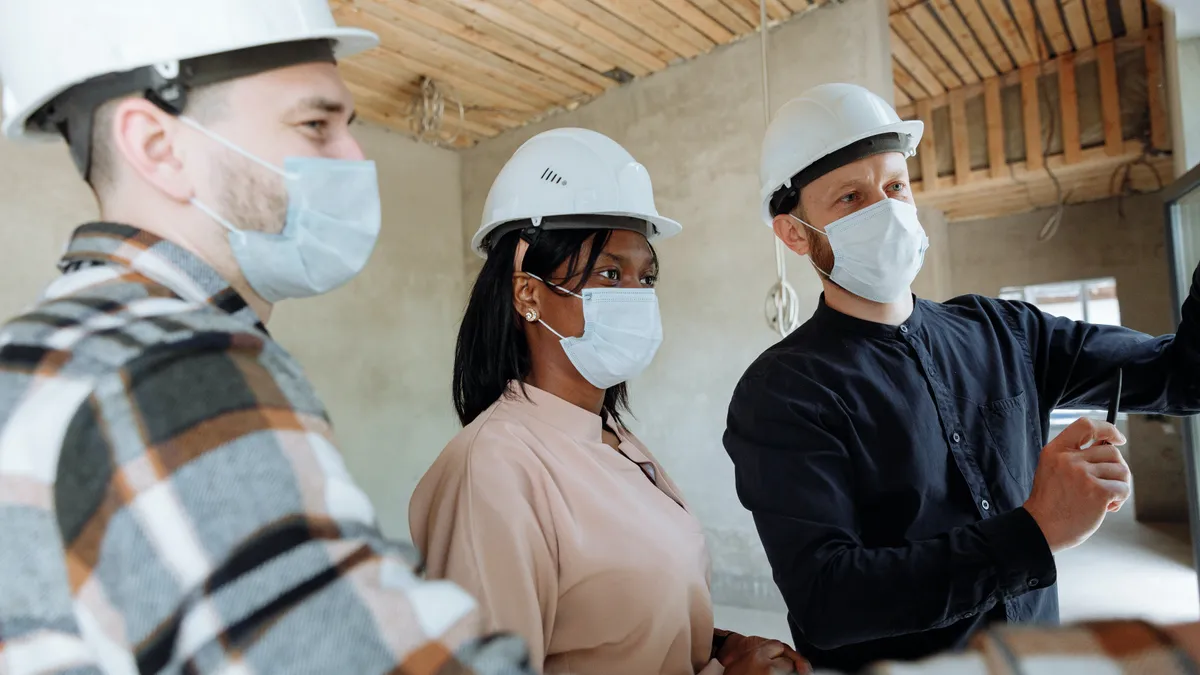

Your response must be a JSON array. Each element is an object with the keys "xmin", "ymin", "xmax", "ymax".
[
  {"xmin": 908, "ymin": 4, "xmax": 980, "ymax": 84},
  {"xmin": 1034, "ymin": 0, "xmax": 1073, "ymax": 55},
  {"xmin": 1096, "ymin": 40, "xmax": 1123, "ymax": 156},
  {"xmin": 1058, "ymin": 52, "xmax": 1083, "ymax": 164},
  {"xmin": 892, "ymin": 28, "xmax": 948, "ymax": 95},
  {"xmin": 891, "ymin": 12, "xmax": 965, "ymax": 89},
  {"xmin": 1121, "ymin": 0, "xmax": 1145, "ymax": 37},
  {"xmin": 930, "ymin": 0, "xmax": 998, "ymax": 78},
  {"xmin": 1020, "ymin": 65, "xmax": 1044, "ymax": 170},
  {"xmin": 1061, "ymin": 0, "xmax": 1094, "ymax": 49},
  {"xmin": 1146, "ymin": 25, "xmax": 1170, "ymax": 150},
  {"xmin": 950, "ymin": 89, "xmax": 972, "ymax": 185},
  {"xmin": 985, "ymin": 77, "xmax": 1006, "ymax": 179},
  {"xmin": 980, "ymin": 0, "xmax": 1036, "ymax": 66},
  {"xmin": 954, "ymin": 0, "xmax": 1017, "ymax": 72},
  {"xmin": 918, "ymin": 99, "xmax": 939, "ymax": 190},
  {"xmin": 1085, "ymin": 0, "xmax": 1114, "ymax": 42}
]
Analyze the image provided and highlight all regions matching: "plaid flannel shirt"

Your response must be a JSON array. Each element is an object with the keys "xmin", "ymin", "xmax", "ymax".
[
  {"xmin": 862, "ymin": 620, "xmax": 1200, "ymax": 675},
  {"xmin": 0, "ymin": 222, "xmax": 532, "ymax": 675}
]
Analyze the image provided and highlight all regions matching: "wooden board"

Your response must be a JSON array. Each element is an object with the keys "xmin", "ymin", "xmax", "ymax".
[
  {"xmin": 918, "ymin": 99, "xmax": 939, "ymax": 190},
  {"xmin": 1061, "ymin": 0, "xmax": 1094, "ymax": 49},
  {"xmin": 1034, "ymin": 0, "xmax": 1073, "ymax": 55},
  {"xmin": 908, "ymin": 5, "xmax": 980, "ymax": 83},
  {"xmin": 1020, "ymin": 65, "xmax": 1044, "ymax": 170},
  {"xmin": 1085, "ymin": 0, "xmax": 1113, "ymax": 42},
  {"xmin": 652, "ymin": 0, "xmax": 738, "ymax": 43},
  {"xmin": 690, "ymin": 0, "xmax": 756, "ymax": 32},
  {"xmin": 1148, "ymin": 0, "xmax": 1164, "ymax": 26},
  {"xmin": 525, "ymin": 0, "xmax": 666, "ymax": 75},
  {"xmin": 953, "ymin": 0, "xmax": 1016, "ymax": 72},
  {"xmin": 950, "ymin": 89, "xmax": 972, "ymax": 185},
  {"xmin": 894, "ymin": 63, "xmax": 931, "ymax": 100},
  {"xmin": 1146, "ymin": 25, "xmax": 1170, "ymax": 150},
  {"xmin": 1121, "ymin": 0, "xmax": 1145, "ymax": 37},
  {"xmin": 592, "ymin": 0, "xmax": 713, "ymax": 58},
  {"xmin": 979, "ymin": 0, "xmax": 1035, "ymax": 66},
  {"xmin": 555, "ymin": 0, "xmax": 681, "ymax": 63},
  {"xmin": 930, "ymin": 0, "xmax": 998, "ymax": 78},
  {"xmin": 985, "ymin": 77, "xmax": 1006, "ymax": 179},
  {"xmin": 895, "ymin": 85, "xmax": 913, "ymax": 106},
  {"xmin": 891, "ymin": 13, "xmax": 965, "ymax": 89},
  {"xmin": 1009, "ymin": 0, "xmax": 1045, "ymax": 61},
  {"xmin": 1097, "ymin": 40, "xmax": 1123, "ymax": 156},
  {"xmin": 1057, "ymin": 52, "xmax": 1082, "ymax": 164},
  {"xmin": 892, "ymin": 28, "xmax": 948, "ymax": 95}
]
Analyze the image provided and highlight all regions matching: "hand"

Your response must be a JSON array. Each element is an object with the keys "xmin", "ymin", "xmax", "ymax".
[
  {"xmin": 716, "ymin": 630, "xmax": 810, "ymax": 673},
  {"xmin": 1023, "ymin": 417, "xmax": 1132, "ymax": 553}
]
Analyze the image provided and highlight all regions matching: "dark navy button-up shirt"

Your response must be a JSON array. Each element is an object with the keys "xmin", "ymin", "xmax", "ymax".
[{"xmin": 724, "ymin": 266, "xmax": 1200, "ymax": 673}]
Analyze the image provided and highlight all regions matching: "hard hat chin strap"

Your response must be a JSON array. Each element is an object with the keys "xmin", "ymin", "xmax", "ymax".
[{"xmin": 29, "ymin": 39, "xmax": 335, "ymax": 180}]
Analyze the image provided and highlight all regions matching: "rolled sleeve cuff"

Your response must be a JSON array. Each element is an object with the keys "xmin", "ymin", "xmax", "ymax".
[{"xmin": 977, "ymin": 507, "xmax": 1057, "ymax": 598}]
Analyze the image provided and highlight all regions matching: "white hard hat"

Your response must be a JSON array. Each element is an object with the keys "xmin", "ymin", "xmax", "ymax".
[
  {"xmin": 472, "ymin": 128, "xmax": 682, "ymax": 257},
  {"xmin": 759, "ymin": 83, "xmax": 923, "ymax": 225},
  {"xmin": 0, "ymin": 0, "xmax": 378, "ymax": 141}
]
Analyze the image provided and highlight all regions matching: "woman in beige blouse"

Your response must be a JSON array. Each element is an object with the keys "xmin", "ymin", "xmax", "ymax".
[{"xmin": 410, "ymin": 129, "xmax": 807, "ymax": 675}]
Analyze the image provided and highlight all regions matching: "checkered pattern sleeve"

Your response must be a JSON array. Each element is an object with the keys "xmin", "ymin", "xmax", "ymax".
[{"xmin": 49, "ymin": 338, "xmax": 533, "ymax": 675}]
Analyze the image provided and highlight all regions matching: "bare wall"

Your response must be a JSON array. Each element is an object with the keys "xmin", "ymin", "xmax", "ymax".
[
  {"xmin": 457, "ymin": 0, "xmax": 893, "ymax": 608},
  {"xmin": 947, "ymin": 192, "xmax": 1186, "ymax": 521},
  {"xmin": 0, "ymin": 122, "xmax": 464, "ymax": 539}
]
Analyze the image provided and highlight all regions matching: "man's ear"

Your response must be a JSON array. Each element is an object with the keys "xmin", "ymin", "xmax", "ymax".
[
  {"xmin": 109, "ymin": 98, "xmax": 194, "ymax": 203},
  {"xmin": 773, "ymin": 213, "xmax": 810, "ymax": 257}
]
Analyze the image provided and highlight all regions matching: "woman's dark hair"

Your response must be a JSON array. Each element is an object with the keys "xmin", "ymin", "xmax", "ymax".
[{"xmin": 453, "ymin": 223, "xmax": 654, "ymax": 427}]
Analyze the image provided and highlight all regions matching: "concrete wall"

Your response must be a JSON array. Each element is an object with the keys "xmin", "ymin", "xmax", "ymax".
[
  {"xmin": 458, "ymin": 0, "xmax": 892, "ymax": 608},
  {"xmin": 0, "ymin": 123, "xmax": 464, "ymax": 539},
  {"xmin": 1166, "ymin": 11, "xmax": 1200, "ymax": 176},
  {"xmin": 946, "ymin": 193, "xmax": 1187, "ymax": 521}
]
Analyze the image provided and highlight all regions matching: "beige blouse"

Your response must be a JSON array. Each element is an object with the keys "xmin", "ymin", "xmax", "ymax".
[{"xmin": 410, "ymin": 383, "xmax": 719, "ymax": 675}]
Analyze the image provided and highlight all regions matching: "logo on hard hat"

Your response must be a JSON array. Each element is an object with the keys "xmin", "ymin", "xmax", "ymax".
[{"xmin": 540, "ymin": 167, "xmax": 567, "ymax": 186}]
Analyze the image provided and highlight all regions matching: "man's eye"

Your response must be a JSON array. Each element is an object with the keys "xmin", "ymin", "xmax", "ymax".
[
  {"xmin": 302, "ymin": 120, "xmax": 328, "ymax": 132},
  {"xmin": 839, "ymin": 193, "xmax": 857, "ymax": 203}
]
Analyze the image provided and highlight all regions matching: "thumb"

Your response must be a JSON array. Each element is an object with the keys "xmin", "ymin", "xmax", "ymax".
[{"xmin": 1056, "ymin": 417, "xmax": 1125, "ymax": 450}]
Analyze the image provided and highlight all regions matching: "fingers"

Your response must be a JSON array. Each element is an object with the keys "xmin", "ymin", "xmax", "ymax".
[
  {"xmin": 1087, "ymin": 459, "xmax": 1132, "ymax": 482},
  {"xmin": 1095, "ymin": 477, "xmax": 1132, "ymax": 504},
  {"xmin": 1082, "ymin": 442, "xmax": 1127, "ymax": 464},
  {"xmin": 1056, "ymin": 418, "xmax": 1126, "ymax": 451}
]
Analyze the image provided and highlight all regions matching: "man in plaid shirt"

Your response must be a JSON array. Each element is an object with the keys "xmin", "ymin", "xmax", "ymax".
[{"xmin": 0, "ymin": 1, "xmax": 532, "ymax": 673}]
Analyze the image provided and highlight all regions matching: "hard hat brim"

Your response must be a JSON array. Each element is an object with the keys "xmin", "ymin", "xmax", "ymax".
[
  {"xmin": 472, "ymin": 212, "xmax": 682, "ymax": 258},
  {"xmin": 2, "ymin": 27, "xmax": 380, "ymax": 141}
]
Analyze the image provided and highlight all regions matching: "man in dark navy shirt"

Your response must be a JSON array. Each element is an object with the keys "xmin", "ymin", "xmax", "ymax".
[{"xmin": 726, "ymin": 82, "xmax": 1198, "ymax": 672}]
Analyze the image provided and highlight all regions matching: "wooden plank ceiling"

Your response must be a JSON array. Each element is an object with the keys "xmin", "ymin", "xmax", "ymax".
[
  {"xmin": 332, "ymin": 0, "xmax": 827, "ymax": 148},
  {"xmin": 333, "ymin": 0, "xmax": 1174, "ymax": 220}
]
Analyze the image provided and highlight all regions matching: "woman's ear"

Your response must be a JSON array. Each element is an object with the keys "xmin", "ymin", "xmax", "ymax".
[{"xmin": 513, "ymin": 272, "xmax": 540, "ymax": 323}]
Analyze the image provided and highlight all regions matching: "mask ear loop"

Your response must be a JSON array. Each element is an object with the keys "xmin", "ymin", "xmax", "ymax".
[{"xmin": 787, "ymin": 214, "xmax": 835, "ymax": 280}]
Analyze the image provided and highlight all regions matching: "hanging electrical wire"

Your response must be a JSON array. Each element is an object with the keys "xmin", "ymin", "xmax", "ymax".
[
  {"xmin": 760, "ymin": 0, "xmax": 802, "ymax": 337},
  {"xmin": 409, "ymin": 76, "xmax": 465, "ymax": 147}
]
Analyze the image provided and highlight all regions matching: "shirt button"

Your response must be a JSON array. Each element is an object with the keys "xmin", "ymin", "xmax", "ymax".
[
  {"xmin": 899, "ymin": 325, "xmax": 909, "ymax": 333},
  {"xmin": 981, "ymin": 499, "xmax": 990, "ymax": 511},
  {"xmin": 1028, "ymin": 578, "xmax": 1039, "ymax": 588},
  {"xmin": 952, "ymin": 432, "xmax": 961, "ymax": 443}
]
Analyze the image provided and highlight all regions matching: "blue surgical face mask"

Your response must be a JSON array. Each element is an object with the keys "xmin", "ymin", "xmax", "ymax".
[
  {"xmin": 181, "ymin": 116, "xmax": 382, "ymax": 303},
  {"xmin": 527, "ymin": 273, "xmax": 663, "ymax": 390}
]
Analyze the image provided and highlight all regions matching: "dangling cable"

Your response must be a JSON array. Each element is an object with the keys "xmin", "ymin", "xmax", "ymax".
[{"xmin": 760, "ymin": 0, "xmax": 801, "ymax": 337}]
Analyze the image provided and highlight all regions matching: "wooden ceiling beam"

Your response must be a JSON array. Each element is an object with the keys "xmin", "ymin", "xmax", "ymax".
[
  {"xmin": 339, "ymin": 3, "xmax": 572, "ymax": 105},
  {"xmin": 907, "ymin": 4, "xmax": 981, "ymax": 83},
  {"xmin": 1061, "ymin": 0, "xmax": 1094, "ymax": 49},
  {"xmin": 524, "ymin": 0, "xmax": 667, "ymax": 75},
  {"xmin": 1121, "ymin": 0, "xmax": 1145, "ymax": 37},
  {"xmin": 895, "ymin": 85, "xmax": 913, "ymax": 106},
  {"xmin": 1085, "ymin": 0, "xmax": 1114, "ymax": 42},
  {"xmin": 1147, "ymin": 25, "xmax": 1169, "ymax": 150},
  {"xmin": 1008, "ymin": 0, "xmax": 1045, "ymax": 60},
  {"xmin": 952, "ymin": 0, "xmax": 1016, "ymax": 72},
  {"xmin": 552, "ymin": 0, "xmax": 681, "ymax": 63},
  {"xmin": 929, "ymin": 0, "xmax": 998, "ymax": 78},
  {"xmin": 1058, "ymin": 52, "xmax": 1083, "ymax": 164},
  {"xmin": 891, "ymin": 28, "xmax": 949, "ymax": 95},
  {"xmin": 689, "ymin": 0, "xmax": 756, "ymax": 33},
  {"xmin": 979, "ymin": 0, "xmax": 1035, "ymax": 66},
  {"xmin": 894, "ymin": 63, "xmax": 931, "ymax": 100},
  {"xmin": 340, "ymin": 59, "xmax": 526, "ymax": 130},
  {"xmin": 355, "ymin": 47, "xmax": 537, "ymax": 114},
  {"xmin": 344, "ymin": 75, "xmax": 499, "ymax": 139},
  {"xmin": 652, "ymin": 0, "xmax": 738, "ymax": 43},
  {"xmin": 590, "ymin": 0, "xmax": 713, "ymax": 58},
  {"xmin": 984, "ymin": 76, "xmax": 1005, "ymax": 178},
  {"xmin": 1033, "ymin": 0, "xmax": 1073, "ymax": 55},
  {"xmin": 441, "ymin": 0, "xmax": 614, "ymax": 74},
  {"xmin": 396, "ymin": 0, "xmax": 614, "ymax": 94},
  {"xmin": 891, "ymin": 13, "xmax": 965, "ymax": 89},
  {"xmin": 723, "ymin": 0, "xmax": 791, "ymax": 23},
  {"xmin": 896, "ymin": 32, "xmax": 1146, "ymax": 113}
]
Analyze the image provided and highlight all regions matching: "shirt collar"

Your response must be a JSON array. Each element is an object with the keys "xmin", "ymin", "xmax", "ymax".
[
  {"xmin": 505, "ymin": 381, "xmax": 605, "ymax": 442},
  {"xmin": 810, "ymin": 293, "xmax": 924, "ymax": 339},
  {"xmin": 59, "ymin": 222, "xmax": 266, "ymax": 332}
]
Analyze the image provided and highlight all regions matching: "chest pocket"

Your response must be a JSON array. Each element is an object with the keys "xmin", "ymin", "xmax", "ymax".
[{"xmin": 980, "ymin": 392, "xmax": 1035, "ymax": 489}]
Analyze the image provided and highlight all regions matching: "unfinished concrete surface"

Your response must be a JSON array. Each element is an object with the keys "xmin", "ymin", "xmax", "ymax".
[{"xmin": 458, "ymin": 0, "xmax": 892, "ymax": 609}]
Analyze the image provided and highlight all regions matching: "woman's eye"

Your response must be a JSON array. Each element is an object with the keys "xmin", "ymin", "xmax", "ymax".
[
  {"xmin": 642, "ymin": 275, "xmax": 658, "ymax": 287},
  {"xmin": 598, "ymin": 269, "xmax": 619, "ymax": 281}
]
